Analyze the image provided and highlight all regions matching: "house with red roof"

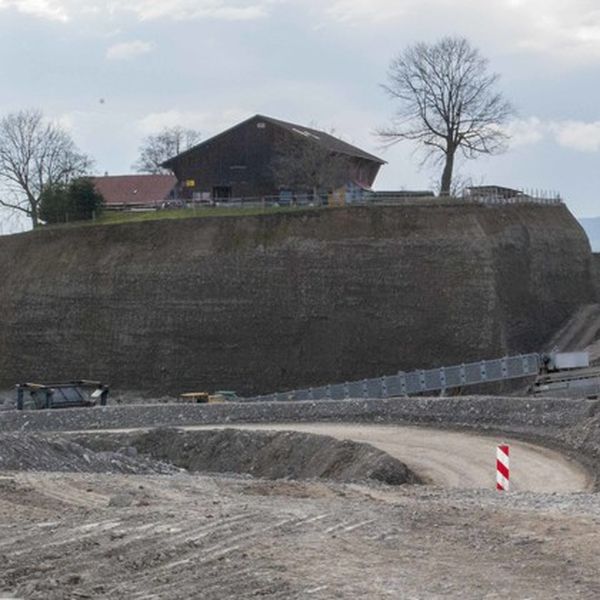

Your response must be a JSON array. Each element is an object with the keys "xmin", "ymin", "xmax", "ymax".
[{"xmin": 90, "ymin": 174, "xmax": 177, "ymax": 209}]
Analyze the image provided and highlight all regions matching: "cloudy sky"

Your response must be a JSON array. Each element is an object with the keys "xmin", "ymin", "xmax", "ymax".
[{"xmin": 1, "ymin": 0, "xmax": 600, "ymax": 232}]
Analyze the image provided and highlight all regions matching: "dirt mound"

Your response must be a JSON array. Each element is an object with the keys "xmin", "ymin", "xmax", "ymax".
[
  {"xmin": 76, "ymin": 428, "xmax": 421, "ymax": 485},
  {"xmin": 0, "ymin": 433, "xmax": 177, "ymax": 475}
]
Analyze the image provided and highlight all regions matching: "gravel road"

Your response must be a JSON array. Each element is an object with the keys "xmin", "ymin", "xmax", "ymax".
[
  {"xmin": 185, "ymin": 423, "xmax": 592, "ymax": 493},
  {"xmin": 0, "ymin": 419, "xmax": 598, "ymax": 598}
]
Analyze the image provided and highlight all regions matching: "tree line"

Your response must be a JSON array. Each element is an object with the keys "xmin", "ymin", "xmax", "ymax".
[{"xmin": 0, "ymin": 36, "xmax": 513, "ymax": 228}]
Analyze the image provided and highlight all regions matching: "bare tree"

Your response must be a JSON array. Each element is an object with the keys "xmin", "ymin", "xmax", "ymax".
[
  {"xmin": 380, "ymin": 37, "xmax": 514, "ymax": 195},
  {"xmin": 271, "ymin": 132, "xmax": 350, "ymax": 203},
  {"xmin": 0, "ymin": 109, "xmax": 92, "ymax": 227},
  {"xmin": 133, "ymin": 126, "xmax": 201, "ymax": 174}
]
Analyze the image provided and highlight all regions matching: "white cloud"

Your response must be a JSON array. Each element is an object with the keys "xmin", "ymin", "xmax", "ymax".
[
  {"xmin": 117, "ymin": 0, "xmax": 272, "ymax": 21},
  {"xmin": 502, "ymin": 117, "xmax": 600, "ymax": 152},
  {"xmin": 550, "ymin": 120, "xmax": 600, "ymax": 152},
  {"xmin": 136, "ymin": 108, "xmax": 251, "ymax": 136},
  {"xmin": 106, "ymin": 40, "xmax": 152, "ymax": 60},
  {"xmin": 0, "ymin": 0, "xmax": 276, "ymax": 21},
  {"xmin": 321, "ymin": 0, "xmax": 600, "ymax": 64},
  {"xmin": 6, "ymin": 0, "xmax": 600, "ymax": 67},
  {"xmin": 0, "ymin": 0, "xmax": 69, "ymax": 21},
  {"xmin": 504, "ymin": 117, "xmax": 546, "ymax": 147},
  {"xmin": 325, "ymin": 0, "xmax": 409, "ymax": 23}
]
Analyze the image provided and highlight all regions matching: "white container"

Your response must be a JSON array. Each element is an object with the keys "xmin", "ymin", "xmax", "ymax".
[{"xmin": 552, "ymin": 352, "xmax": 590, "ymax": 370}]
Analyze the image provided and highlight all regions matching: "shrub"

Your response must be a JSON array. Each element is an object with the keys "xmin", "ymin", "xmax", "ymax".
[{"xmin": 39, "ymin": 178, "xmax": 104, "ymax": 224}]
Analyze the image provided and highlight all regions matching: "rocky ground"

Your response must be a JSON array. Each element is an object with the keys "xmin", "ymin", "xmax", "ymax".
[
  {"xmin": 2, "ymin": 470, "xmax": 600, "ymax": 599},
  {"xmin": 1, "ymin": 397, "xmax": 600, "ymax": 598}
]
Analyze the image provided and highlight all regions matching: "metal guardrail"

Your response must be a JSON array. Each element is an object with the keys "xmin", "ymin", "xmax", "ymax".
[{"xmin": 244, "ymin": 353, "xmax": 541, "ymax": 403}]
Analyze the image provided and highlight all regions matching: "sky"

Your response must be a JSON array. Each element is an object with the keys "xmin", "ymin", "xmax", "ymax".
[{"xmin": 1, "ymin": 0, "xmax": 600, "ymax": 233}]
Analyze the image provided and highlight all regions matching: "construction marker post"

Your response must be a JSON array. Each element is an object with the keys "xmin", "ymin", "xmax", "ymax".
[{"xmin": 496, "ymin": 444, "xmax": 510, "ymax": 491}]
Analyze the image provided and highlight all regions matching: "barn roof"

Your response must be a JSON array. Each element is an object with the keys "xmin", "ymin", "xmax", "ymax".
[
  {"xmin": 261, "ymin": 115, "xmax": 386, "ymax": 164},
  {"xmin": 91, "ymin": 174, "xmax": 177, "ymax": 207},
  {"xmin": 162, "ymin": 114, "xmax": 386, "ymax": 167}
]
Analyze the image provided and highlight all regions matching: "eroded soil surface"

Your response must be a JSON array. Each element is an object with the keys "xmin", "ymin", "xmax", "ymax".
[{"xmin": 1, "ymin": 471, "xmax": 600, "ymax": 599}]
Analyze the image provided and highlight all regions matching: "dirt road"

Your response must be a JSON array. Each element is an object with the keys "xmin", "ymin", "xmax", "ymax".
[
  {"xmin": 0, "ymin": 424, "xmax": 598, "ymax": 598},
  {"xmin": 186, "ymin": 423, "xmax": 592, "ymax": 493}
]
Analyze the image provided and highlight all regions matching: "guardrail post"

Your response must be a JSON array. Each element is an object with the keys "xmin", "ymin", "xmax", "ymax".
[
  {"xmin": 344, "ymin": 382, "xmax": 350, "ymax": 399},
  {"xmin": 460, "ymin": 364, "xmax": 466, "ymax": 385},
  {"xmin": 439, "ymin": 367, "xmax": 446, "ymax": 396},
  {"xmin": 520, "ymin": 354, "xmax": 528, "ymax": 374},
  {"xmin": 399, "ymin": 373, "xmax": 407, "ymax": 396},
  {"xmin": 420, "ymin": 370, "xmax": 427, "ymax": 391},
  {"xmin": 308, "ymin": 387, "xmax": 314, "ymax": 400},
  {"xmin": 480, "ymin": 360, "xmax": 487, "ymax": 381},
  {"xmin": 381, "ymin": 377, "xmax": 388, "ymax": 398},
  {"xmin": 501, "ymin": 357, "xmax": 508, "ymax": 378},
  {"xmin": 326, "ymin": 384, "xmax": 332, "ymax": 400},
  {"xmin": 362, "ymin": 379, "xmax": 368, "ymax": 399}
]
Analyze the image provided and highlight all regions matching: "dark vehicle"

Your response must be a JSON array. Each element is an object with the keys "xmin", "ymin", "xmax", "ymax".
[{"xmin": 16, "ymin": 381, "xmax": 109, "ymax": 410}]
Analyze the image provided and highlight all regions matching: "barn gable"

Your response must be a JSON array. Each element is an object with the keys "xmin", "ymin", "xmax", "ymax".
[{"xmin": 162, "ymin": 115, "xmax": 385, "ymax": 202}]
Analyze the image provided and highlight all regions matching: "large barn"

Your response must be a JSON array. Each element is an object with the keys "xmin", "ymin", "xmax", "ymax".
[{"xmin": 162, "ymin": 115, "xmax": 386, "ymax": 203}]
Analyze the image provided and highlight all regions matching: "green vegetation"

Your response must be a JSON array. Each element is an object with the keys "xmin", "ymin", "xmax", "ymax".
[
  {"xmin": 91, "ymin": 204, "xmax": 321, "ymax": 226},
  {"xmin": 39, "ymin": 178, "xmax": 104, "ymax": 224}
]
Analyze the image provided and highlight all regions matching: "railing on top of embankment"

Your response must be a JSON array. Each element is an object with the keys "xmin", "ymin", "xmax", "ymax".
[{"xmin": 103, "ymin": 190, "xmax": 564, "ymax": 213}]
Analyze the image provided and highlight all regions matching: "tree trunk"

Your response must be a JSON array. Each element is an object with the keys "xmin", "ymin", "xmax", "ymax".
[
  {"xmin": 439, "ymin": 150, "xmax": 455, "ymax": 196},
  {"xmin": 28, "ymin": 195, "xmax": 39, "ymax": 228}
]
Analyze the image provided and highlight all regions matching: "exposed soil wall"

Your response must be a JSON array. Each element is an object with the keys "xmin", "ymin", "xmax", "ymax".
[{"xmin": 0, "ymin": 204, "xmax": 593, "ymax": 394}]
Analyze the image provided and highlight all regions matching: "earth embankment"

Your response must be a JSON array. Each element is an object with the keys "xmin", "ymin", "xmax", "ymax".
[
  {"xmin": 74, "ymin": 428, "xmax": 420, "ymax": 486},
  {"xmin": 2, "ymin": 395, "xmax": 599, "ymax": 485},
  {"xmin": 0, "ymin": 204, "xmax": 593, "ymax": 394}
]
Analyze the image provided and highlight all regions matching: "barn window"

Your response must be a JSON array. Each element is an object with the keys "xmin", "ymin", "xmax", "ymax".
[{"xmin": 257, "ymin": 122, "xmax": 266, "ymax": 129}]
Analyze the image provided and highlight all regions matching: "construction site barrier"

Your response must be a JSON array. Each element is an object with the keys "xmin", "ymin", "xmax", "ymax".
[{"xmin": 243, "ymin": 353, "xmax": 541, "ymax": 403}]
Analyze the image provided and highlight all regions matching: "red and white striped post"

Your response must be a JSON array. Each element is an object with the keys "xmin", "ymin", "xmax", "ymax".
[{"xmin": 496, "ymin": 444, "xmax": 510, "ymax": 491}]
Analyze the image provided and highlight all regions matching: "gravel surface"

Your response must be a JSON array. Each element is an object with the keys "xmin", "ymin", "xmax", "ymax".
[
  {"xmin": 0, "ymin": 433, "xmax": 178, "ymax": 475},
  {"xmin": 2, "ymin": 396, "xmax": 600, "ymax": 598},
  {"xmin": 1, "ymin": 472, "xmax": 600, "ymax": 599}
]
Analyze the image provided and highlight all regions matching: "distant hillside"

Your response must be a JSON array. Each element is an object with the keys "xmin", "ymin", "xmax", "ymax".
[{"xmin": 579, "ymin": 218, "xmax": 600, "ymax": 252}]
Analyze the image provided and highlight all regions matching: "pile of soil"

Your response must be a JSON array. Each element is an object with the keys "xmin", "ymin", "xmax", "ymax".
[
  {"xmin": 0, "ymin": 433, "xmax": 177, "ymax": 475},
  {"xmin": 76, "ymin": 428, "xmax": 421, "ymax": 485}
]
